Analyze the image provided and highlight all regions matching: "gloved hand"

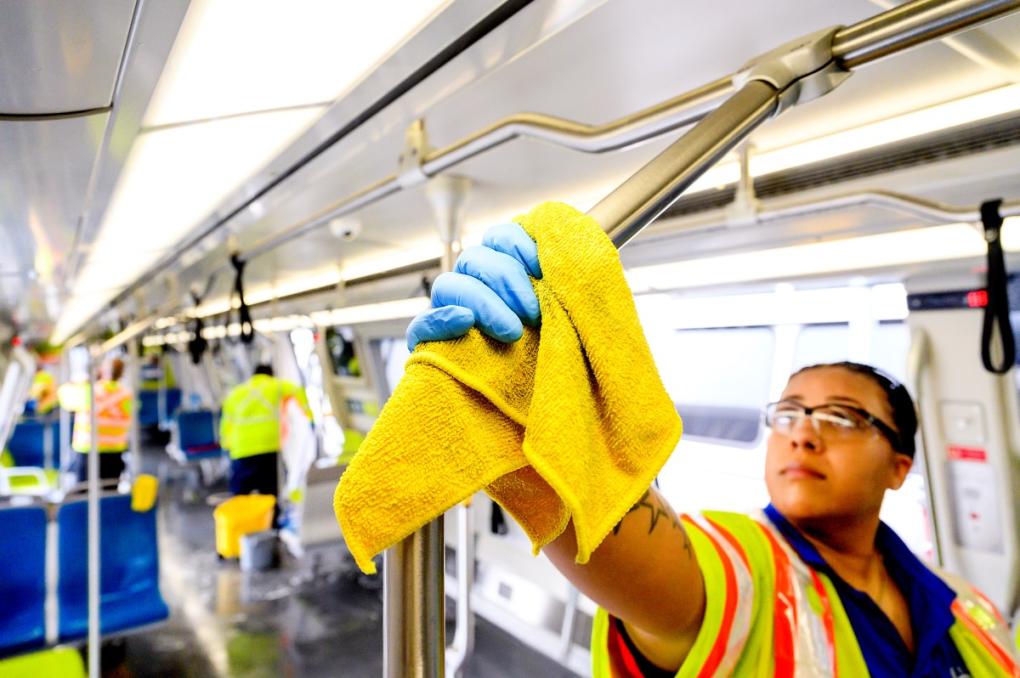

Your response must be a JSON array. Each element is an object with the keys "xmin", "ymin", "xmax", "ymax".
[{"xmin": 407, "ymin": 223, "xmax": 543, "ymax": 350}]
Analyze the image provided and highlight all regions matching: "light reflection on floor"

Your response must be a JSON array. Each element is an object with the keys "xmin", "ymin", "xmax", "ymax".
[{"xmin": 93, "ymin": 443, "xmax": 581, "ymax": 677}]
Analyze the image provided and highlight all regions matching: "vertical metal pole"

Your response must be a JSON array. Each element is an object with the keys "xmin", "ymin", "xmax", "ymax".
[
  {"xmin": 86, "ymin": 349, "xmax": 101, "ymax": 678},
  {"xmin": 59, "ymin": 351, "xmax": 71, "ymax": 472},
  {"xmin": 447, "ymin": 503, "xmax": 475, "ymax": 678},
  {"xmin": 384, "ymin": 176, "xmax": 471, "ymax": 678},
  {"xmin": 384, "ymin": 520, "xmax": 446, "ymax": 678},
  {"xmin": 128, "ymin": 340, "xmax": 142, "ymax": 477}
]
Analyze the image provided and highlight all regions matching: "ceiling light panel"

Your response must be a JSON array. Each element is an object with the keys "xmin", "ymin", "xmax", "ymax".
[
  {"xmin": 144, "ymin": 0, "xmax": 450, "ymax": 127},
  {"xmin": 100, "ymin": 107, "xmax": 324, "ymax": 252}
]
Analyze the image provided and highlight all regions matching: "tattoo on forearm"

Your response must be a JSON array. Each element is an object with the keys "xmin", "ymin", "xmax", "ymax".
[{"xmin": 613, "ymin": 491, "xmax": 694, "ymax": 557}]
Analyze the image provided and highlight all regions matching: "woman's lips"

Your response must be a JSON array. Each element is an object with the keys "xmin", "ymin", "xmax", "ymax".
[{"xmin": 780, "ymin": 465, "xmax": 826, "ymax": 480}]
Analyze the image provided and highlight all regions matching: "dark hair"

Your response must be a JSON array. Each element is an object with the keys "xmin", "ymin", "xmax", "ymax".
[
  {"xmin": 108, "ymin": 358, "xmax": 125, "ymax": 382},
  {"xmin": 254, "ymin": 363, "xmax": 274, "ymax": 377},
  {"xmin": 792, "ymin": 361, "xmax": 917, "ymax": 457}
]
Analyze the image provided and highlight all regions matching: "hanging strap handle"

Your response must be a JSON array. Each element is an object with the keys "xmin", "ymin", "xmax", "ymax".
[
  {"xmin": 980, "ymin": 199, "xmax": 1015, "ymax": 374},
  {"xmin": 229, "ymin": 253, "xmax": 255, "ymax": 345},
  {"xmin": 187, "ymin": 290, "xmax": 209, "ymax": 365}
]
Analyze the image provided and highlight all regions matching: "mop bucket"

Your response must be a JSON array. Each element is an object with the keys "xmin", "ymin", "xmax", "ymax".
[{"xmin": 214, "ymin": 494, "xmax": 276, "ymax": 558}]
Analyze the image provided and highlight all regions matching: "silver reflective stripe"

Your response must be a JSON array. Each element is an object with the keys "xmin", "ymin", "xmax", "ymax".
[{"xmin": 231, "ymin": 382, "xmax": 280, "ymax": 426}]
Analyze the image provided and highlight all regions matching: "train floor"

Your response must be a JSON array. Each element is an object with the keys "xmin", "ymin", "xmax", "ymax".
[{"xmin": 87, "ymin": 440, "xmax": 582, "ymax": 677}]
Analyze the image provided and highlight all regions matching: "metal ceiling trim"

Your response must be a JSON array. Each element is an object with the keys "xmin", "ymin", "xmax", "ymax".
[
  {"xmin": 82, "ymin": 0, "xmax": 1020, "ymax": 344},
  {"xmin": 0, "ymin": 106, "xmax": 112, "ymax": 121},
  {"xmin": 242, "ymin": 0, "xmax": 1020, "ymax": 259},
  {"xmin": 65, "ymin": 0, "xmax": 152, "ymax": 289}
]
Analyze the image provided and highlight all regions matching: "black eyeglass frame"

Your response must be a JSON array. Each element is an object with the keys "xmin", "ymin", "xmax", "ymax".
[{"xmin": 764, "ymin": 401, "xmax": 905, "ymax": 454}]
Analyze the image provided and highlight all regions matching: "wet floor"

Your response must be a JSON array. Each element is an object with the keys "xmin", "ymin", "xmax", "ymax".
[{"xmin": 92, "ymin": 442, "xmax": 583, "ymax": 677}]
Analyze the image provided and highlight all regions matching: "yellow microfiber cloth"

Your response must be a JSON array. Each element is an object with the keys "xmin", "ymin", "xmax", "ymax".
[{"xmin": 334, "ymin": 201, "xmax": 682, "ymax": 574}]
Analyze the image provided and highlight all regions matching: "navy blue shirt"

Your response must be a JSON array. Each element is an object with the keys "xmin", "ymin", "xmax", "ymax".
[{"xmin": 764, "ymin": 504, "xmax": 970, "ymax": 677}]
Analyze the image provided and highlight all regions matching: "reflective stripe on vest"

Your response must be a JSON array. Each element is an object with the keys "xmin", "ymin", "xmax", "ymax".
[
  {"xmin": 591, "ymin": 510, "xmax": 1018, "ymax": 677},
  {"xmin": 72, "ymin": 384, "xmax": 130, "ymax": 452}
]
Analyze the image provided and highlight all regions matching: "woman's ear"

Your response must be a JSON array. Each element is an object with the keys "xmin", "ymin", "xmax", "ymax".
[{"xmin": 887, "ymin": 453, "xmax": 914, "ymax": 491}]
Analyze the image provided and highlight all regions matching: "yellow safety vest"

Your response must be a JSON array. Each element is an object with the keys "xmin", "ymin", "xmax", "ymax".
[
  {"xmin": 220, "ymin": 375, "xmax": 310, "ymax": 460},
  {"xmin": 58, "ymin": 381, "xmax": 132, "ymax": 453},
  {"xmin": 140, "ymin": 357, "xmax": 175, "ymax": 391},
  {"xmin": 591, "ymin": 510, "xmax": 1020, "ymax": 677},
  {"xmin": 29, "ymin": 371, "xmax": 58, "ymax": 415}
]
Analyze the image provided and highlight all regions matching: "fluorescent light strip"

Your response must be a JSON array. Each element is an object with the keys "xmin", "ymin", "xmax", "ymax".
[
  {"xmin": 145, "ymin": 0, "xmax": 448, "ymax": 126},
  {"xmin": 627, "ymin": 218, "xmax": 1020, "ymax": 293},
  {"xmin": 635, "ymin": 283, "xmax": 907, "ymax": 330},
  {"xmin": 146, "ymin": 297, "xmax": 425, "ymax": 344},
  {"xmin": 310, "ymin": 297, "xmax": 430, "ymax": 327}
]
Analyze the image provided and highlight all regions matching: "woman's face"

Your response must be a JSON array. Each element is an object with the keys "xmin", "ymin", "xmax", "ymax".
[{"xmin": 765, "ymin": 366, "xmax": 913, "ymax": 524}]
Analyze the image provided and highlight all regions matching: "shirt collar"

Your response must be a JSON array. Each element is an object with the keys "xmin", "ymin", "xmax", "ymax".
[{"xmin": 763, "ymin": 503, "xmax": 959, "ymax": 655}]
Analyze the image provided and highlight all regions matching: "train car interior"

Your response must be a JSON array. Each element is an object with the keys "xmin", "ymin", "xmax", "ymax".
[{"xmin": 2, "ymin": 0, "xmax": 1020, "ymax": 676}]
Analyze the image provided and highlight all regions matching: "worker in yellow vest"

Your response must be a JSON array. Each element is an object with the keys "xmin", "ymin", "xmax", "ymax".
[
  {"xmin": 58, "ymin": 357, "xmax": 132, "ymax": 482},
  {"xmin": 26, "ymin": 368, "xmax": 57, "ymax": 416},
  {"xmin": 409, "ymin": 223, "xmax": 1019, "ymax": 677},
  {"xmin": 220, "ymin": 364, "xmax": 311, "ymax": 499}
]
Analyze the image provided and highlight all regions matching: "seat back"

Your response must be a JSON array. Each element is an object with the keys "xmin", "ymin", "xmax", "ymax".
[
  {"xmin": 0, "ymin": 505, "xmax": 47, "ymax": 656},
  {"xmin": 177, "ymin": 410, "xmax": 219, "ymax": 452},
  {"xmin": 138, "ymin": 391, "xmax": 159, "ymax": 427},
  {"xmin": 138, "ymin": 389, "xmax": 183, "ymax": 428},
  {"xmin": 57, "ymin": 494, "xmax": 168, "ymax": 640},
  {"xmin": 6, "ymin": 420, "xmax": 56, "ymax": 468}
]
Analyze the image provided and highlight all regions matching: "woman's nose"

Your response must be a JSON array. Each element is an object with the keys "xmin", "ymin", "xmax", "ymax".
[{"xmin": 789, "ymin": 415, "xmax": 823, "ymax": 452}]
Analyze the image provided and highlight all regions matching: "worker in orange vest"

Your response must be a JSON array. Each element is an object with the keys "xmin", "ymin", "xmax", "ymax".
[{"xmin": 58, "ymin": 357, "xmax": 133, "ymax": 482}]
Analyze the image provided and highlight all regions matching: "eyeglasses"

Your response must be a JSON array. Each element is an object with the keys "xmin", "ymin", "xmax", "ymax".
[{"xmin": 764, "ymin": 401, "xmax": 903, "ymax": 452}]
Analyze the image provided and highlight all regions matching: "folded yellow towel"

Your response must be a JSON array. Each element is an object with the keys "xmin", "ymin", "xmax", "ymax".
[{"xmin": 334, "ymin": 202, "xmax": 682, "ymax": 574}]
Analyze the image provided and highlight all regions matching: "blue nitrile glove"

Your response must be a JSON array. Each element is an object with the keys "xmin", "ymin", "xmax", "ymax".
[{"xmin": 407, "ymin": 223, "xmax": 543, "ymax": 350}]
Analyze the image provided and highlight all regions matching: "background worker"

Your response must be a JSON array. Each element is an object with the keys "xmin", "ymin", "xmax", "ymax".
[
  {"xmin": 219, "ymin": 364, "xmax": 311, "ymax": 500},
  {"xmin": 406, "ymin": 222, "xmax": 1019, "ymax": 676},
  {"xmin": 25, "ymin": 367, "xmax": 57, "ymax": 416},
  {"xmin": 58, "ymin": 356, "xmax": 132, "ymax": 483}
]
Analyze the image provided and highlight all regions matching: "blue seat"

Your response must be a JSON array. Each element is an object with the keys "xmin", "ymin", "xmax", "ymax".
[
  {"xmin": 139, "ymin": 389, "xmax": 183, "ymax": 428},
  {"xmin": 0, "ymin": 506, "xmax": 47, "ymax": 657},
  {"xmin": 57, "ymin": 495, "xmax": 169, "ymax": 641},
  {"xmin": 176, "ymin": 410, "xmax": 223, "ymax": 460},
  {"xmin": 6, "ymin": 420, "xmax": 57, "ymax": 468}
]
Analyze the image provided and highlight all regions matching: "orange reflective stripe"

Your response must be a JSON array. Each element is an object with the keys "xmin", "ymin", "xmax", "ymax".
[
  {"xmin": 809, "ymin": 569, "xmax": 838, "ymax": 677},
  {"xmin": 705, "ymin": 515, "xmax": 750, "ymax": 570},
  {"xmin": 952, "ymin": 599, "xmax": 1020, "ymax": 677},
  {"xmin": 682, "ymin": 515, "xmax": 739, "ymax": 678},
  {"xmin": 756, "ymin": 523, "xmax": 797, "ymax": 678}
]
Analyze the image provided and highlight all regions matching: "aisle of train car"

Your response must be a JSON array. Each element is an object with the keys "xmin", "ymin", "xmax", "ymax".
[{"xmin": 100, "ymin": 438, "xmax": 580, "ymax": 678}]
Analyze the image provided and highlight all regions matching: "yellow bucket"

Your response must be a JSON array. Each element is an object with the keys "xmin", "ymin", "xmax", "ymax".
[
  {"xmin": 213, "ymin": 495, "xmax": 276, "ymax": 559},
  {"xmin": 131, "ymin": 474, "xmax": 159, "ymax": 512}
]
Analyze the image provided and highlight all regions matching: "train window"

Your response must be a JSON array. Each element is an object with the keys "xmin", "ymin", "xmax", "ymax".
[
  {"xmin": 653, "ymin": 327, "xmax": 774, "ymax": 445},
  {"xmin": 869, "ymin": 321, "xmax": 911, "ymax": 383},
  {"xmin": 375, "ymin": 337, "xmax": 411, "ymax": 396},
  {"xmin": 793, "ymin": 322, "xmax": 850, "ymax": 370},
  {"xmin": 325, "ymin": 326, "xmax": 361, "ymax": 377}
]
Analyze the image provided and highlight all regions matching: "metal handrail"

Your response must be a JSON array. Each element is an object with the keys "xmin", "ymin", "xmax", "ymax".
[
  {"xmin": 241, "ymin": 76, "xmax": 733, "ymax": 262},
  {"xmin": 85, "ymin": 1, "xmax": 1020, "ymax": 346},
  {"xmin": 641, "ymin": 190, "xmax": 1020, "ymax": 238}
]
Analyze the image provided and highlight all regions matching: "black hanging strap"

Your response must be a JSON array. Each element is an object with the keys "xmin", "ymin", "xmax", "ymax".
[
  {"xmin": 230, "ymin": 253, "xmax": 255, "ymax": 345},
  {"xmin": 187, "ymin": 290, "xmax": 208, "ymax": 365},
  {"xmin": 980, "ymin": 199, "xmax": 1015, "ymax": 374}
]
